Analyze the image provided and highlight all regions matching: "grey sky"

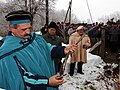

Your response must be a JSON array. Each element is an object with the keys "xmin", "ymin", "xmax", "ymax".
[
  {"xmin": 55, "ymin": 0, "xmax": 120, "ymax": 22},
  {"xmin": 0, "ymin": 0, "xmax": 120, "ymax": 22}
]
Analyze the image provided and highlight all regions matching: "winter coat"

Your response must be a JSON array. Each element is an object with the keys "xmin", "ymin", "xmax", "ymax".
[
  {"xmin": 43, "ymin": 33, "xmax": 62, "ymax": 46},
  {"xmin": 43, "ymin": 33, "xmax": 66, "ymax": 72},
  {"xmin": 69, "ymin": 32, "xmax": 91, "ymax": 63},
  {"xmin": 0, "ymin": 32, "xmax": 58, "ymax": 90}
]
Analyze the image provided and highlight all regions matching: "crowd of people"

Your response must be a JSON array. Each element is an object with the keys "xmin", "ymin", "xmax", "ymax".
[
  {"xmin": 41, "ymin": 18, "xmax": 120, "ymax": 53},
  {"xmin": 41, "ymin": 21, "xmax": 91, "ymax": 76},
  {"xmin": 40, "ymin": 18, "xmax": 120, "ymax": 84}
]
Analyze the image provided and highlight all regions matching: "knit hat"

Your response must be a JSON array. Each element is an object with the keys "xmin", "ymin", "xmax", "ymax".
[{"xmin": 48, "ymin": 21, "xmax": 58, "ymax": 29}]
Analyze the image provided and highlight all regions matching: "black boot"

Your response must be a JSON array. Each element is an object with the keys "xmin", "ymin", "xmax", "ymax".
[
  {"xmin": 69, "ymin": 62, "xmax": 76, "ymax": 76},
  {"xmin": 77, "ymin": 62, "xmax": 84, "ymax": 74}
]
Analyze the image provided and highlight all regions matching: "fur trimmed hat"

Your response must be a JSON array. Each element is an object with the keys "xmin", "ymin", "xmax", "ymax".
[
  {"xmin": 5, "ymin": 10, "xmax": 33, "ymax": 25},
  {"xmin": 76, "ymin": 26, "xmax": 84, "ymax": 31}
]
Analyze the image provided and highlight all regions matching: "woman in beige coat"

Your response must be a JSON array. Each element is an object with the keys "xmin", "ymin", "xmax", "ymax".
[{"xmin": 69, "ymin": 25, "xmax": 91, "ymax": 76}]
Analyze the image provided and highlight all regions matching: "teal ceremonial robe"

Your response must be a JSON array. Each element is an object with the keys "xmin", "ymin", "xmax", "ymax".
[{"xmin": 0, "ymin": 33, "xmax": 58, "ymax": 90}]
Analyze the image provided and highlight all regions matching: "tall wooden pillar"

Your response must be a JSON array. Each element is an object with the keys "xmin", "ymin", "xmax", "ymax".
[
  {"xmin": 99, "ymin": 28, "xmax": 105, "ymax": 59},
  {"xmin": 46, "ymin": 0, "xmax": 49, "ymax": 25}
]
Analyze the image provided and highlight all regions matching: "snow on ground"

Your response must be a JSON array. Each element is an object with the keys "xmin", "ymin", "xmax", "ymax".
[
  {"xmin": 35, "ymin": 31, "xmax": 42, "ymax": 35},
  {"xmin": 0, "ymin": 36, "xmax": 3, "ymax": 40},
  {"xmin": 59, "ymin": 44, "xmax": 118, "ymax": 90}
]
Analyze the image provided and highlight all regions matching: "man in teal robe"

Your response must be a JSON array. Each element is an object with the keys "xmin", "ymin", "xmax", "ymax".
[{"xmin": 0, "ymin": 10, "xmax": 77, "ymax": 90}]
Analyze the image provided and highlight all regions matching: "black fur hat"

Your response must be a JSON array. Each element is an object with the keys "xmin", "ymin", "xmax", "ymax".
[
  {"xmin": 48, "ymin": 21, "xmax": 58, "ymax": 29},
  {"xmin": 5, "ymin": 10, "xmax": 33, "ymax": 21}
]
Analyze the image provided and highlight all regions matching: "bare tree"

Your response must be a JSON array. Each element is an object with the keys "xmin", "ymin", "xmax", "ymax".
[
  {"xmin": 0, "ymin": 0, "xmax": 57, "ymax": 33},
  {"xmin": 98, "ymin": 11, "xmax": 120, "ymax": 23},
  {"xmin": 49, "ymin": 9, "xmax": 80, "ymax": 23}
]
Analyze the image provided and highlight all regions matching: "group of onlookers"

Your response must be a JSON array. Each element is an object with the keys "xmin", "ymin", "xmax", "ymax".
[
  {"xmin": 40, "ymin": 19, "xmax": 120, "ymax": 76},
  {"xmin": 41, "ymin": 19, "xmax": 120, "ymax": 53},
  {"xmin": 41, "ymin": 21, "xmax": 91, "ymax": 76}
]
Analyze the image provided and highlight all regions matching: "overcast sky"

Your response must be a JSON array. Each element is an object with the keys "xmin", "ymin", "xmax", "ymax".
[
  {"xmin": 55, "ymin": 0, "xmax": 120, "ymax": 22},
  {"xmin": 0, "ymin": 0, "xmax": 119, "ymax": 22}
]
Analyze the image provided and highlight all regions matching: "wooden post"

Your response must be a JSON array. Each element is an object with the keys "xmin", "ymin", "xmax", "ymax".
[
  {"xmin": 99, "ymin": 28, "xmax": 105, "ymax": 59},
  {"xmin": 46, "ymin": 0, "xmax": 49, "ymax": 26},
  {"xmin": 69, "ymin": 0, "xmax": 72, "ymax": 23},
  {"xmin": 64, "ymin": 2, "xmax": 70, "ymax": 23},
  {"xmin": 64, "ymin": 0, "xmax": 72, "ymax": 23}
]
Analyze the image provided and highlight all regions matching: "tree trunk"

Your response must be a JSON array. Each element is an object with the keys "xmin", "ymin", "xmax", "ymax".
[{"xmin": 46, "ymin": 0, "xmax": 49, "ymax": 26}]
